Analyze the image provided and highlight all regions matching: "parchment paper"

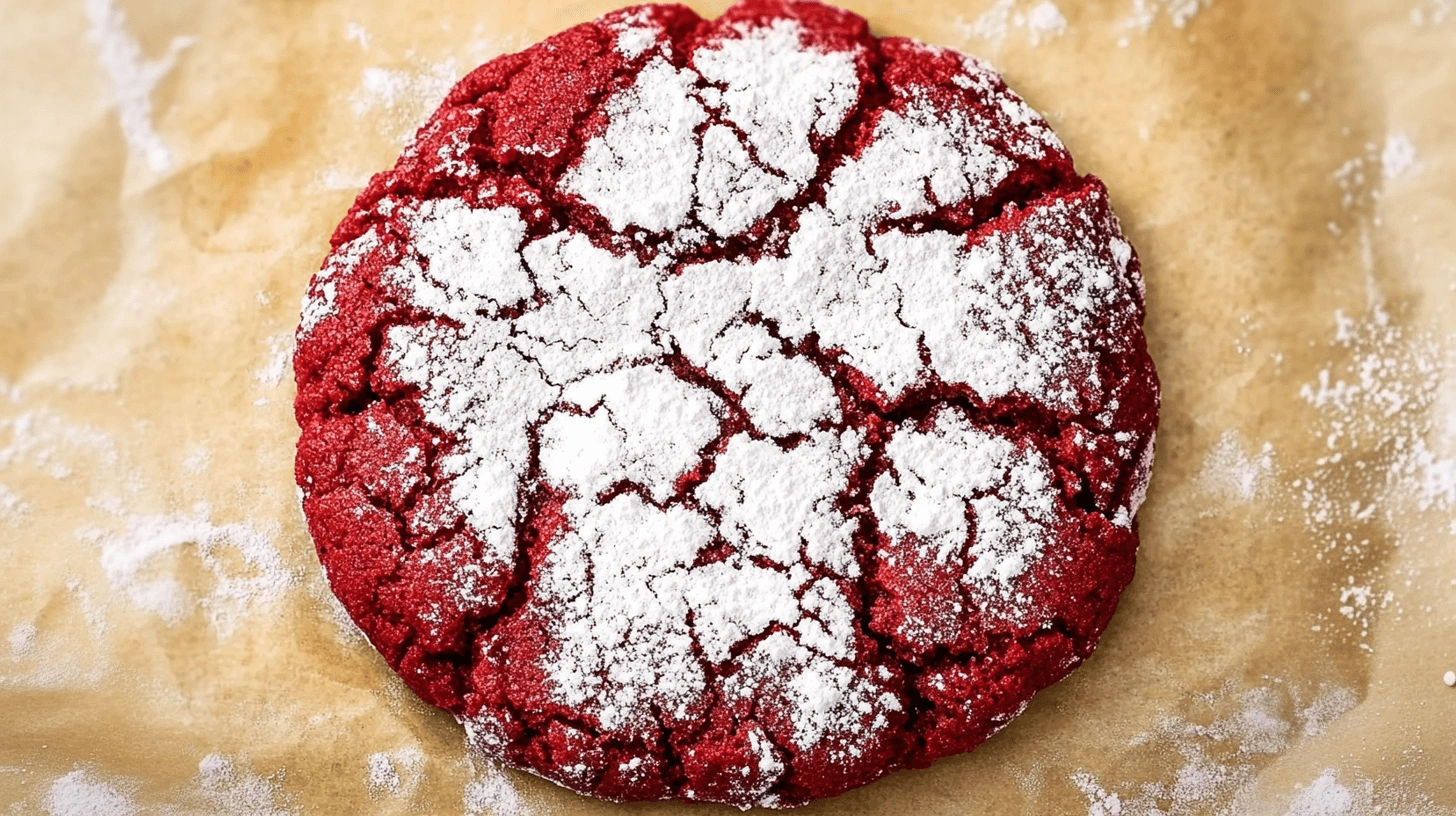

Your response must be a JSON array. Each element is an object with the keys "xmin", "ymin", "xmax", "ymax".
[{"xmin": 2, "ymin": 0, "xmax": 1453, "ymax": 813}]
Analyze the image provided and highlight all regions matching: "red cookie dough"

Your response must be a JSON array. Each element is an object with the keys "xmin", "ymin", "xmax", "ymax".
[{"xmin": 294, "ymin": 0, "xmax": 1159, "ymax": 808}]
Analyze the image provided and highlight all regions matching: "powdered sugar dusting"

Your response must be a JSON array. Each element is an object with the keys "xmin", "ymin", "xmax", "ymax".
[
  {"xmin": 365, "ymin": 748, "xmax": 424, "ymax": 798},
  {"xmin": 1198, "ymin": 430, "xmax": 1275, "ymax": 503},
  {"xmin": 693, "ymin": 19, "xmax": 860, "ymax": 186},
  {"xmin": 873, "ymin": 407, "xmax": 1059, "ymax": 593},
  {"xmin": 194, "ymin": 754, "xmax": 295, "ymax": 816},
  {"xmin": 82, "ymin": 0, "xmax": 194, "ymax": 173},
  {"xmin": 563, "ymin": 58, "xmax": 707, "ymax": 232},
  {"xmin": 959, "ymin": 0, "xmax": 1069, "ymax": 48},
  {"xmin": 83, "ymin": 505, "xmax": 294, "ymax": 635},
  {"xmin": 45, "ymin": 769, "xmax": 138, "ymax": 816},
  {"xmin": 464, "ymin": 760, "xmax": 527, "ymax": 816}
]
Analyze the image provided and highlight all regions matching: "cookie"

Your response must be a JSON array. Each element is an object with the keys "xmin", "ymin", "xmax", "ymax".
[{"xmin": 294, "ymin": 0, "xmax": 1159, "ymax": 807}]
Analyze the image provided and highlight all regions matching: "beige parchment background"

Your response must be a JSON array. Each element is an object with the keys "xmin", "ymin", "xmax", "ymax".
[{"xmin": 1, "ymin": 0, "xmax": 1453, "ymax": 813}]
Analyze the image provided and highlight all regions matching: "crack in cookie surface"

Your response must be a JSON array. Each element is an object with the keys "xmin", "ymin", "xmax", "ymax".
[{"xmin": 294, "ymin": 1, "xmax": 1159, "ymax": 808}]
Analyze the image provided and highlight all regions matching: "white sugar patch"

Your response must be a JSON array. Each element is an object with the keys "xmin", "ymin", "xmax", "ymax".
[
  {"xmin": 7, "ymin": 622, "xmax": 37, "ymax": 657},
  {"xmin": 1287, "ymin": 770, "xmax": 1356, "ymax": 816},
  {"xmin": 194, "ymin": 754, "xmax": 295, "ymax": 816},
  {"xmin": 463, "ymin": 760, "xmax": 527, "ymax": 816},
  {"xmin": 0, "ymin": 408, "xmax": 118, "ymax": 482},
  {"xmin": 873, "ymin": 407, "xmax": 1058, "ymax": 594},
  {"xmin": 515, "ymin": 231, "xmax": 667, "ymax": 383},
  {"xmin": 694, "ymin": 123, "xmax": 797, "ymax": 237},
  {"xmin": 1117, "ymin": 0, "xmax": 1211, "ymax": 46},
  {"xmin": 352, "ymin": 59, "xmax": 459, "ymax": 143},
  {"xmin": 316, "ymin": 167, "xmax": 375, "ymax": 191},
  {"xmin": 390, "ymin": 200, "xmax": 532, "ymax": 321},
  {"xmin": 83, "ymin": 0, "xmax": 194, "ymax": 172},
  {"xmin": 610, "ymin": 9, "xmax": 660, "ymax": 59},
  {"xmin": 345, "ymin": 22, "xmax": 370, "ymax": 49},
  {"xmin": 365, "ymin": 748, "xmax": 424, "ymax": 797},
  {"xmin": 697, "ymin": 430, "xmax": 865, "ymax": 575},
  {"xmin": 959, "ymin": 0, "xmax": 1069, "ymax": 47},
  {"xmin": 662, "ymin": 264, "xmax": 839, "ymax": 435},
  {"xmin": 1410, "ymin": 0, "xmax": 1453, "ymax": 26},
  {"xmin": 1380, "ymin": 132, "xmax": 1420, "ymax": 181},
  {"xmin": 0, "ymin": 482, "xmax": 27, "ymax": 519},
  {"xmin": 540, "ymin": 365, "xmax": 722, "ymax": 502},
  {"xmin": 535, "ymin": 495, "xmax": 716, "ymax": 733},
  {"xmin": 563, "ymin": 58, "xmax": 706, "ymax": 232},
  {"xmin": 694, "ymin": 19, "xmax": 859, "ymax": 187},
  {"xmin": 181, "ymin": 446, "xmax": 211, "ymax": 475},
  {"xmin": 255, "ymin": 334, "xmax": 292, "ymax": 388},
  {"xmin": 299, "ymin": 229, "xmax": 380, "ymax": 338},
  {"xmin": 83, "ymin": 505, "xmax": 294, "ymax": 635},
  {"xmin": 1070, "ymin": 772, "xmax": 1123, "ymax": 816},
  {"xmin": 1198, "ymin": 430, "xmax": 1275, "ymax": 502},
  {"xmin": 1293, "ymin": 306, "xmax": 1449, "ymax": 643},
  {"xmin": 45, "ymin": 769, "xmax": 138, "ymax": 816}
]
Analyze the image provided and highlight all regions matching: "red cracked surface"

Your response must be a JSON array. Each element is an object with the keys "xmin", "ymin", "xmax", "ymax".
[{"xmin": 295, "ymin": 0, "xmax": 1159, "ymax": 808}]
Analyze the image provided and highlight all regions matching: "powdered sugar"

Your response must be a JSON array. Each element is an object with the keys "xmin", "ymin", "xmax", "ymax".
[
  {"xmin": 1198, "ymin": 430, "xmax": 1275, "ymax": 503},
  {"xmin": 82, "ymin": 505, "xmax": 293, "ymax": 635},
  {"xmin": 365, "ymin": 748, "xmax": 424, "ymax": 797},
  {"xmin": 1381, "ymin": 132, "xmax": 1421, "ymax": 181},
  {"xmin": 693, "ymin": 19, "xmax": 860, "ymax": 186},
  {"xmin": 563, "ymin": 58, "xmax": 706, "ymax": 232},
  {"xmin": 392, "ymin": 200, "xmax": 532, "ymax": 320},
  {"xmin": 83, "ymin": 0, "xmax": 194, "ymax": 173},
  {"xmin": 873, "ymin": 407, "xmax": 1058, "ymax": 591},
  {"xmin": 960, "ymin": 0, "xmax": 1069, "ymax": 48},
  {"xmin": 540, "ymin": 365, "xmax": 722, "ymax": 502},
  {"xmin": 45, "ymin": 768, "xmax": 138, "ymax": 816},
  {"xmin": 299, "ymin": 229, "xmax": 380, "ymax": 337},
  {"xmin": 194, "ymin": 754, "xmax": 295, "ymax": 816},
  {"xmin": 698, "ymin": 429, "xmax": 865, "ymax": 574}
]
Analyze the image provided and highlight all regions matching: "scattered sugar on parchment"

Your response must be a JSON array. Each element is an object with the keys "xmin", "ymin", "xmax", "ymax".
[
  {"xmin": 0, "ymin": 408, "xmax": 118, "ymax": 482},
  {"xmin": 45, "ymin": 769, "xmax": 138, "ymax": 816},
  {"xmin": 958, "ymin": 0, "xmax": 1068, "ymax": 48},
  {"xmin": 352, "ymin": 60, "xmax": 460, "ymax": 143},
  {"xmin": 1069, "ymin": 682, "xmax": 1361, "ymax": 815},
  {"xmin": 195, "ymin": 754, "xmax": 296, "ymax": 816},
  {"xmin": 316, "ymin": 167, "xmax": 376, "ymax": 192},
  {"xmin": 255, "ymin": 334, "xmax": 293, "ymax": 388},
  {"xmin": 1292, "ymin": 304, "xmax": 1454, "ymax": 645},
  {"xmin": 7, "ymin": 622, "xmax": 36, "ymax": 658},
  {"xmin": 365, "ymin": 748, "xmax": 424, "ymax": 797},
  {"xmin": 463, "ymin": 760, "xmax": 527, "ymax": 816},
  {"xmin": 1117, "ymin": 0, "xmax": 1211, "ymax": 47},
  {"xmin": 1287, "ymin": 769, "xmax": 1357, "ymax": 816},
  {"xmin": 1283, "ymin": 767, "xmax": 1446, "ymax": 816},
  {"xmin": 181, "ymin": 446, "xmax": 211, "ymax": 475},
  {"xmin": 346, "ymin": 23, "xmax": 371, "ymax": 49},
  {"xmin": 0, "ymin": 482, "xmax": 26, "ymax": 519},
  {"xmin": 1198, "ymin": 430, "xmax": 1275, "ymax": 503},
  {"xmin": 1297, "ymin": 685, "xmax": 1358, "ymax": 737},
  {"xmin": 1070, "ymin": 772, "xmax": 1124, "ymax": 816},
  {"xmin": 82, "ymin": 505, "xmax": 294, "ymax": 635},
  {"xmin": 1380, "ymin": 133, "xmax": 1421, "ymax": 181},
  {"xmin": 82, "ymin": 0, "xmax": 195, "ymax": 172}
]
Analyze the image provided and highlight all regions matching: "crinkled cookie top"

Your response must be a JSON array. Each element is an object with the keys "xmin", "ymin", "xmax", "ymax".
[{"xmin": 294, "ymin": 0, "xmax": 1159, "ymax": 807}]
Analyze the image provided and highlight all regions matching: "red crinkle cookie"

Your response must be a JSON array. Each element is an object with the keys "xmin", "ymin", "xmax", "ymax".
[{"xmin": 294, "ymin": 0, "xmax": 1159, "ymax": 808}]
